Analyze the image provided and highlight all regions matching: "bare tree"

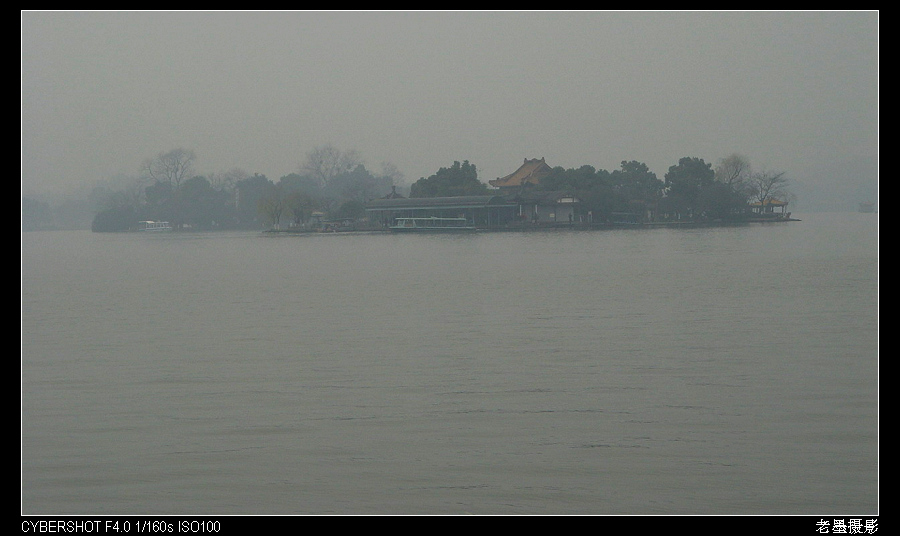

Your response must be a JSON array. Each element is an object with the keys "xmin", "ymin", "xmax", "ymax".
[
  {"xmin": 379, "ymin": 161, "xmax": 405, "ymax": 186},
  {"xmin": 747, "ymin": 170, "xmax": 794, "ymax": 207},
  {"xmin": 257, "ymin": 184, "xmax": 285, "ymax": 228},
  {"xmin": 207, "ymin": 167, "xmax": 249, "ymax": 193},
  {"xmin": 142, "ymin": 148, "xmax": 196, "ymax": 189},
  {"xmin": 715, "ymin": 153, "xmax": 751, "ymax": 189},
  {"xmin": 300, "ymin": 144, "xmax": 362, "ymax": 187}
]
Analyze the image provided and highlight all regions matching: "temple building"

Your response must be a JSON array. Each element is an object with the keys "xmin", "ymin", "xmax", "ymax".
[
  {"xmin": 488, "ymin": 157, "xmax": 553, "ymax": 192},
  {"xmin": 365, "ymin": 157, "xmax": 583, "ymax": 229}
]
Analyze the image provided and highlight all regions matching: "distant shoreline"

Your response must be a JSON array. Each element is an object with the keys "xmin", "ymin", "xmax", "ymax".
[{"xmin": 263, "ymin": 216, "xmax": 801, "ymax": 235}]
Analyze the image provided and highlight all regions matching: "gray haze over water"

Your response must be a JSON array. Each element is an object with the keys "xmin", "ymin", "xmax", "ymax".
[
  {"xmin": 21, "ymin": 213, "xmax": 878, "ymax": 514},
  {"xmin": 21, "ymin": 11, "xmax": 878, "ymax": 211}
]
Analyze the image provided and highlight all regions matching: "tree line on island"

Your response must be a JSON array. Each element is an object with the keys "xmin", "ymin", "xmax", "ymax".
[{"xmin": 80, "ymin": 145, "xmax": 792, "ymax": 232}]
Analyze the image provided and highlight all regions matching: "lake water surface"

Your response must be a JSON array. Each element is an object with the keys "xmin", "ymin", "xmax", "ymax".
[{"xmin": 21, "ymin": 212, "xmax": 878, "ymax": 515}]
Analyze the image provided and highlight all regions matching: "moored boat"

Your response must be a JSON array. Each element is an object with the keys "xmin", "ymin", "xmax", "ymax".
[{"xmin": 136, "ymin": 220, "xmax": 173, "ymax": 232}]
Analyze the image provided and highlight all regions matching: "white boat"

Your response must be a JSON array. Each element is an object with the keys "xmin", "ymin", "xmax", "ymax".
[
  {"xmin": 389, "ymin": 217, "xmax": 476, "ymax": 233},
  {"xmin": 136, "ymin": 220, "xmax": 173, "ymax": 232}
]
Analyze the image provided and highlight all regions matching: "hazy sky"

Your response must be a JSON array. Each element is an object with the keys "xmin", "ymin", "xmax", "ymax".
[{"xmin": 21, "ymin": 10, "xmax": 878, "ymax": 199}]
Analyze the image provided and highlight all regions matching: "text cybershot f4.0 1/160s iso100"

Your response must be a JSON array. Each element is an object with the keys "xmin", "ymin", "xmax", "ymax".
[{"xmin": 21, "ymin": 519, "xmax": 222, "ymax": 534}]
